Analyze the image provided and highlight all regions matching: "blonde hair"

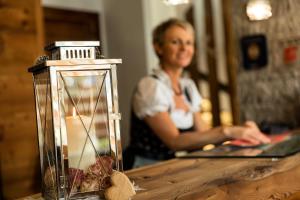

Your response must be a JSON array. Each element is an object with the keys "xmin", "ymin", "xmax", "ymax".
[{"xmin": 152, "ymin": 18, "xmax": 194, "ymax": 46}]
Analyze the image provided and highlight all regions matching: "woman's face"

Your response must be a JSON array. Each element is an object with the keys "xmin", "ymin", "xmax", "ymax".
[{"xmin": 156, "ymin": 25, "xmax": 195, "ymax": 69}]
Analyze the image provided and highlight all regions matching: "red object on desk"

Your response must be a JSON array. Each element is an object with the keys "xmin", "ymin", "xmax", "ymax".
[
  {"xmin": 268, "ymin": 132, "xmax": 291, "ymax": 143},
  {"xmin": 229, "ymin": 132, "xmax": 291, "ymax": 147}
]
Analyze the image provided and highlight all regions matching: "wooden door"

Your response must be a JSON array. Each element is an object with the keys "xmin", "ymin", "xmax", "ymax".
[{"xmin": 43, "ymin": 7, "xmax": 100, "ymax": 46}]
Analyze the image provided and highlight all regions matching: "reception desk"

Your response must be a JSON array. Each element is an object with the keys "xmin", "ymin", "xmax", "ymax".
[
  {"xmin": 127, "ymin": 132, "xmax": 300, "ymax": 199},
  {"xmin": 22, "ymin": 153, "xmax": 300, "ymax": 199},
  {"xmin": 127, "ymin": 153, "xmax": 300, "ymax": 200},
  {"xmin": 22, "ymin": 142, "xmax": 300, "ymax": 200}
]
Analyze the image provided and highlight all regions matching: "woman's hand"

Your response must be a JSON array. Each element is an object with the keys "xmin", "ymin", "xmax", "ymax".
[{"xmin": 223, "ymin": 121, "xmax": 271, "ymax": 145}]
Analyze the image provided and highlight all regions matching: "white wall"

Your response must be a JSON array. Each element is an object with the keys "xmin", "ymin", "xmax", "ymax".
[
  {"xmin": 102, "ymin": 0, "xmax": 148, "ymax": 147},
  {"xmin": 42, "ymin": 0, "xmax": 101, "ymax": 11}
]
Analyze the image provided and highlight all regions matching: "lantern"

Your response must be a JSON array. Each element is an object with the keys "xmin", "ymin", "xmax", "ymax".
[{"xmin": 28, "ymin": 41, "xmax": 122, "ymax": 199}]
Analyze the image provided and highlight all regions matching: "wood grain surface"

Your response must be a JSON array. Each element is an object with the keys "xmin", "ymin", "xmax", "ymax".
[
  {"xmin": 126, "ymin": 153, "xmax": 300, "ymax": 200},
  {"xmin": 0, "ymin": 0, "xmax": 44, "ymax": 198},
  {"xmin": 20, "ymin": 153, "xmax": 300, "ymax": 200}
]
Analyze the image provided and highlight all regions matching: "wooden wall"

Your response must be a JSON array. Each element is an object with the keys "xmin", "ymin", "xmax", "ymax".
[{"xmin": 0, "ymin": 0, "xmax": 44, "ymax": 198}]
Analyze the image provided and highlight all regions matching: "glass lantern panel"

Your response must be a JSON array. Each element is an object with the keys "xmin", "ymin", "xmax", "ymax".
[
  {"xmin": 58, "ymin": 70, "xmax": 114, "ymax": 197},
  {"xmin": 34, "ymin": 72, "xmax": 58, "ymax": 199}
]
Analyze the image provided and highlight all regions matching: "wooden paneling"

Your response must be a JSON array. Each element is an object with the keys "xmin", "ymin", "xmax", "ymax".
[
  {"xmin": 0, "ymin": 76, "xmax": 34, "ymax": 104},
  {"xmin": 0, "ymin": 0, "xmax": 44, "ymax": 199},
  {"xmin": 0, "ymin": 1, "xmax": 38, "ymax": 32},
  {"xmin": 0, "ymin": 32, "xmax": 40, "ymax": 63}
]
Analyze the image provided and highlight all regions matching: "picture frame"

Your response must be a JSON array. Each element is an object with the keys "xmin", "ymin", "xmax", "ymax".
[{"xmin": 240, "ymin": 34, "xmax": 268, "ymax": 70}]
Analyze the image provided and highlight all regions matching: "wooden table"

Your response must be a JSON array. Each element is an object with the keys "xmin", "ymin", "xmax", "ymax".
[
  {"xmin": 127, "ymin": 153, "xmax": 300, "ymax": 200},
  {"xmin": 22, "ymin": 153, "xmax": 300, "ymax": 200}
]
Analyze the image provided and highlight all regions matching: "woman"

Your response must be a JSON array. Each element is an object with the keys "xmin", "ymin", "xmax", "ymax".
[{"xmin": 126, "ymin": 18, "xmax": 270, "ymax": 169}]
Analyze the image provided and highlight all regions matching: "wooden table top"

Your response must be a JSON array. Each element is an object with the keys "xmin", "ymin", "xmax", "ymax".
[
  {"xmin": 21, "ymin": 153, "xmax": 300, "ymax": 200},
  {"xmin": 126, "ymin": 153, "xmax": 300, "ymax": 200}
]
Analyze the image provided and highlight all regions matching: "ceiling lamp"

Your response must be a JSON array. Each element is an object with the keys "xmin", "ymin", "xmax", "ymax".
[
  {"xmin": 246, "ymin": 0, "xmax": 272, "ymax": 21},
  {"xmin": 163, "ymin": 0, "xmax": 190, "ymax": 6}
]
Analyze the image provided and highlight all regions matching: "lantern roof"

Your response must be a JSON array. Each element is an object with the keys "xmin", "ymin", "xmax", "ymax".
[{"xmin": 45, "ymin": 41, "xmax": 100, "ymax": 51}]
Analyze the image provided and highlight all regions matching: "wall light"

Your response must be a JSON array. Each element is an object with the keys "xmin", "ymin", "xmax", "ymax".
[
  {"xmin": 163, "ymin": 0, "xmax": 189, "ymax": 6},
  {"xmin": 246, "ymin": 0, "xmax": 272, "ymax": 21}
]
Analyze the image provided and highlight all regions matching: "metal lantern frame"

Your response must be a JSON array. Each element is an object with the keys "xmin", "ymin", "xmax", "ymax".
[{"xmin": 28, "ymin": 41, "xmax": 122, "ymax": 199}]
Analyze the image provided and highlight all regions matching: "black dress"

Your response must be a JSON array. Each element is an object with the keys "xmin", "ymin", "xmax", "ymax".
[{"xmin": 123, "ymin": 75, "xmax": 194, "ymax": 169}]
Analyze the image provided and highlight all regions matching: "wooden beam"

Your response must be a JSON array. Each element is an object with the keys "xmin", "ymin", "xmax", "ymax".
[
  {"xmin": 223, "ymin": 0, "xmax": 241, "ymax": 125},
  {"xmin": 205, "ymin": 1, "xmax": 221, "ymax": 126},
  {"xmin": 194, "ymin": 71, "xmax": 230, "ymax": 92}
]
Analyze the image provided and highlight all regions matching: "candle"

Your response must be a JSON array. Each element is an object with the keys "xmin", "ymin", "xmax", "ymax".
[{"xmin": 66, "ymin": 108, "xmax": 97, "ymax": 170}]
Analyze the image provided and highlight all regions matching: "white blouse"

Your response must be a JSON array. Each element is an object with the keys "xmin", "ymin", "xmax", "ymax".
[{"xmin": 132, "ymin": 69, "xmax": 202, "ymax": 129}]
